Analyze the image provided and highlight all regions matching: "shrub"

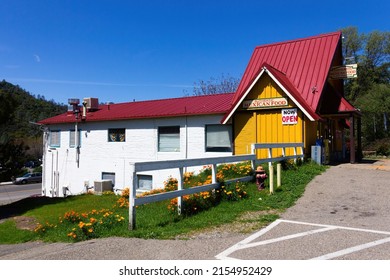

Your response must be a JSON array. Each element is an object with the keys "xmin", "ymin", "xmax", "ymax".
[
  {"xmin": 35, "ymin": 208, "xmax": 126, "ymax": 241},
  {"xmin": 219, "ymin": 182, "xmax": 248, "ymax": 201},
  {"xmin": 167, "ymin": 181, "xmax": 249, "ymax": 216}
]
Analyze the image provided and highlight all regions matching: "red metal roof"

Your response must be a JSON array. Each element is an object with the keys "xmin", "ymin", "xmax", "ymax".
[
  {"xmin": 39, "ymin": 93, "xmax": 234, "ymax": 125},
  {"xmin": 223, "ymin": 31, "xmax": 346, "ymax": 123}
]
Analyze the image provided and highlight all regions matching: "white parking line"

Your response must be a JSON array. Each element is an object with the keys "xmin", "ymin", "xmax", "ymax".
[
  {"xmin": 215, "ymin": 219, "xmax": 390, "ymax": 260},
  {"xmin": 310, "ymin": 237, "xmax": 390, "ymax": 260}
]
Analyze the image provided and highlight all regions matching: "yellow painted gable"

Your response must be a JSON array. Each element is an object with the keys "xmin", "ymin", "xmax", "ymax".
[{"xmin": 233, "ymin": 73, "xmax": 305, "ymax": 158}]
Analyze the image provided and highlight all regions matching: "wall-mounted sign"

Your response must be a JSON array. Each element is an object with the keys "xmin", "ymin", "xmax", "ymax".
[
  {"xmin": 329, "ymin": 64, "xmax": 357, "ymax": 79},
  {"xmin": 243, "ymin": 97, "xmax": 288, "ymax": 109},
  {"xmin": 282, "ymin": 108, "xmax": 298, "ymax": 125}
]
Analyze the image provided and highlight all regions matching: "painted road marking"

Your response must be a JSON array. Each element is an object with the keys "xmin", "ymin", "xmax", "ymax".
[{"xmin": 215, "ymin": 219, "xmax": 390, "ymax": 260}]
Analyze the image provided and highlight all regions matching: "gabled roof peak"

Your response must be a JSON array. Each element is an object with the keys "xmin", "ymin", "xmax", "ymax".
[{"xmin": 223, "ymin": 31, "xmax": 343, "ymax": 123}]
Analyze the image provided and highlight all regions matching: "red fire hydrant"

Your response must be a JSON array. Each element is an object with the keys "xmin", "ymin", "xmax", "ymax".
[{"xmin": 255, "ymin": 166, "xmax": 267, "ymax": 191}]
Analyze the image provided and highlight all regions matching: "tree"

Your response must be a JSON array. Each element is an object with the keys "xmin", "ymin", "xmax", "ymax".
[
  {"xmin": 0, "ymin": 80, "xmax": 66, "ymax": 180},
  {"xmin": 341, "ymin": 27, "xmax": 390, "ymax": 102},
  {"xmin": 356, "ymin": 84, "xmax": 390, "ymax": 140},
  {"xmin": 185, "ymin": 73, "xmax": 240, "ymax": 96},
  {"xmin": 341, "ymin": 27, "xmax": 390, "ymax": 147}
]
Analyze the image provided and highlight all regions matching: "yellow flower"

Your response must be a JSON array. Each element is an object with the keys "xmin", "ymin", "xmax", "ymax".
[{"xmin": 78, "ymin": 221, "xmax": 85, "ymax": 228}]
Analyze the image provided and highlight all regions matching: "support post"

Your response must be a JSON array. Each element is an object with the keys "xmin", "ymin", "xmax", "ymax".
[
  {"xmin": 277, "ymin": 163, "xmax": 281, "ymax": 188},
  {"xmin": 129, "ymin": 163, "xmax": 137, "ymax": 230},
  {"xmin": 268, "ymin": 148, "xmax": 272, "ymax": 169},
  {"xmin": 177, "ymin": 167, "xmax": 183, "ymax": 215},
  {"xmin": 251, "ymin": 144, "xmax": 256, "ymax": 170},
  {"xmin": 269, "ymin": 165, "xmax": 274, "ymax": 194},
  {"xmin": 293, "ymin": 147, "xmax": 297, "ymax": 163},
  {"xmin": 350, "ymin": 115, "xmax": 356, "ymax": 164},
  {"xmin": 212, "ymin": 164, "xmax": 217, "ymax": 184},
  {"xmin": 357, "ymin": 116, "xmax": 362, "ymax": 162}
]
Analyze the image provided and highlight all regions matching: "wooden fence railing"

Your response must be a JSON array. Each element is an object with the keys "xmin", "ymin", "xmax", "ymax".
[{"xmin": 128, "ymin": 143, "xmax": 304, "ymax": 230}]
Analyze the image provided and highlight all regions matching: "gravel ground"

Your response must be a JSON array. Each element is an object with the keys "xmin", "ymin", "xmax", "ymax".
[{"xmin": 1, "ymin": 159, "xmax": 389, "ymax": 260}]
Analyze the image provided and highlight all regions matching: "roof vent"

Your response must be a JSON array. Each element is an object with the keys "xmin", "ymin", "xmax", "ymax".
[{"xmin": 83, "ymin": 97, "xmax": 99, "ymax": 111}]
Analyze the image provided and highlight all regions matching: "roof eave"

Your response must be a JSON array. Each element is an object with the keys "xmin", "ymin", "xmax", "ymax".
[{"xmin": 222, "ymin": 68, "xmax": 266, "ymax": 124}]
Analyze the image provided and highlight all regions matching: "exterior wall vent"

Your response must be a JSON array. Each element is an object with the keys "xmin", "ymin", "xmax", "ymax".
[{"xmin": 83, "ymin": 97, "xmax": 99, "ymax": 111}]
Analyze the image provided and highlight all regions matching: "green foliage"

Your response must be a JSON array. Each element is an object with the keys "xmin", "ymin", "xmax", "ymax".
[
  {"xmin": 0, "ymin": 161, "xmax": 327, "ymax": 243},
  {"xmin": 341, "ymin": 27, "xmax": 390, "ymax": 146},
  {"xmin": 0, "ymin": 220, "xmax": 37, "ymax": 244},
  {"xmin": 0, "ymin": 80, "xmax": 66, "ymax": 181}
]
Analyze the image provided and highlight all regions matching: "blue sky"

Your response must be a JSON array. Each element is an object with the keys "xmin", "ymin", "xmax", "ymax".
[{"xmin": 1, "ymin": 0, "xmax": 389, "ymax": 105}]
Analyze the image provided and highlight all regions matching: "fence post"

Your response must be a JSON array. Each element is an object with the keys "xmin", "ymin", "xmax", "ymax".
[
  {"xmin": 251, "ymin": 144, "xmax": 256, "ymax": 170},
  {"xmin": 269, "ymin": 164, "xmax": 274, "ymax": 194},
  {"xmin": 212, "ymin": 164, "xmax": 217, "ymax": 184},
  {"xmin": 293, "ymin": 146, "xmax": 297, "ymax": 163},
  {"xmin": 177, "ymin": 167, "xmax": 183, "ymax": 215},
  {"xmin": 129, "ymin": 163, "xmax": 137, "ymax": 230},
  {"xmin": 277, "ymin": 163, "xmax": 281, "ymax": 187},
  {"xmin": 268, "ymin": 148, "xmax": 272, "ymax": 169}
]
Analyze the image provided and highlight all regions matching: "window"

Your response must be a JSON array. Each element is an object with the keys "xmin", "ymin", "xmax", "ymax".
[
  {"xmin": 49, "ymin": 130, "xmax": 61, "ymax": 147},
  {"xmin": 69, "ymin": 130, "xmax": 81, "ymax": 148},
  {"xmin": 108, "ymin": 128, "xmax": 125, "ymax": 142},
  {"xmin": 205, "ymin": 124, "xmax": 232, "ymax": 152},
  {"xmin": 102, "ymin": 172, "xmax": 115, "ymax": 187},
  {"xmin": 158, "ymin": 126, "xmax": 180, "ymax": 152},
  {"xmin": 137, "ymin": 175, "xmax": 153, "ymax": 190}
]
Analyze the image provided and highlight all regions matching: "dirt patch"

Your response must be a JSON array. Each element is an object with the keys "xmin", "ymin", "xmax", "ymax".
[{"xmin": 12, "ymin": 216, "xmax": 39, "ymax": 231}]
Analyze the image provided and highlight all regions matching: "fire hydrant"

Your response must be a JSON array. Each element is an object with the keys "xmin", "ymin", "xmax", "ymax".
[{"xmin": 255, "ymin": 166, "xmax": 267, "ymax": 191}]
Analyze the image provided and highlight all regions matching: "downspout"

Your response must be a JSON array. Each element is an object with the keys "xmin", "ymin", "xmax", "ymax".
[
  {"xmin": 51, "ymin": 151, "xmax": 54, "ymax": 197},
  {"xmin": 42, "ymin": 128, "xmax": 48, "ymax": 197},
  {"xmin": 56, "ymin": 149, "xmax": 59, "ymax": 197},
  {"xmin": 184, "ymin": 109, "xmax": 188, "ymax": 173}
]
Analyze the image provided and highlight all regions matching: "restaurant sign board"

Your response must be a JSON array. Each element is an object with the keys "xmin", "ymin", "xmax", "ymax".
[
  {"xmin": 329, "ymin": 64, "xmax": 357, "ymax": 79},
  {"xmin": 243, "ymin": 97, "xmax": 288, "ymax": 109}
]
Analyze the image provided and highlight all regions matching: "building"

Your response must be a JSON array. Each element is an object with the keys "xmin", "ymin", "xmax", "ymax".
[
  {"xmin": 223, "ymin": 31, "xmax": 361, "ymax": 163},
  {"xmin": 39, "ymin": 94, "xmax": 235, "ymax": 197},
  {"xmin": 39, "ymin": 31, "xmax": 361, "ymax": 197}
]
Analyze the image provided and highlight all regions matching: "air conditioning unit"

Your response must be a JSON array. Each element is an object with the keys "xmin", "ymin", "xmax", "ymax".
[
  {"xmin": 83, "ymin": 97, "xmax": 99, "ymax": 111},
  {"xmin": 94, "ymin": 180, "xmax": 113, "ymax": 193}
]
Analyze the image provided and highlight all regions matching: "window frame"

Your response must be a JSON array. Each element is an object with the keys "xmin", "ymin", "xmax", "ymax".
[
  {"xmin": 49, "ymin": 130, "xmax": 61, "ymax": 147},
  {"xmin": 137, "ymin": 174, "xmax": 153, "ymax": 190},
  {"xmin": 108, "ymin": 128, "xmax": 126, "ymax": 142},
  {"xmin": 69, "ymin": 129, "xmax": 82, "ymax": 148},
  {"xmin": 158, "ymin": 126, "xmax": 180, "ymax": 152},
  {"xmin": 205, "ymin": 124, "xmax": 233, "ymax": 152}
]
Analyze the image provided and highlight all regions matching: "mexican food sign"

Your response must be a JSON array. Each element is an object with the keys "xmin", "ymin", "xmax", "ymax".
[
  {"xmin": 329, "ymin": 64, "xmax": 357, "ymax": 79},
  {"xmin": 243, "ymin": 97, "xmax": 288, "ymax": 109}
]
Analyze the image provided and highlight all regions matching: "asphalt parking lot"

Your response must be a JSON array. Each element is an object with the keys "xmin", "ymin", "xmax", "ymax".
[{"xmin": 1, "ymin": 159, "xmax": 389, "ymax": 260}]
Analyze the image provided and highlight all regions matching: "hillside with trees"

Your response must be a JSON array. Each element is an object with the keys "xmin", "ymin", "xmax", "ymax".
[
  {"xmin": 341, "ymin": 27, "xmax": 390, "ymax": 155},
  {"xmin": 0, "ymin": 80, "xmax": 66, "ymax": 181}
]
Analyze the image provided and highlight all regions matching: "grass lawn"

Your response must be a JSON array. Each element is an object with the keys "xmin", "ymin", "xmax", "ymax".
[{"xmin": 0, "ymin": 161, "xmax": 326, "ymax": 244}]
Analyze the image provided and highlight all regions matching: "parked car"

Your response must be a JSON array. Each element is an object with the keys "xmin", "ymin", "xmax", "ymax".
[{"xmin": 13, "ymin": 172, "xmax": 42, "ymax": 184}]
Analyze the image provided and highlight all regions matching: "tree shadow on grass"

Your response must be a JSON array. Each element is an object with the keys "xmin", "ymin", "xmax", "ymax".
[{"xmin": 0, "ymin": 196, "xmax": 66, "ymax": 220}]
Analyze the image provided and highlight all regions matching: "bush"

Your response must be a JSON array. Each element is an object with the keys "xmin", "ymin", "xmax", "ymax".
[
  {"xmin": 35, "ymin": 208, "xmax": 126, "ymax": 241},
  {"xmin": 377, "ymin": 144, "xmax": 390, "ymax": 156}
]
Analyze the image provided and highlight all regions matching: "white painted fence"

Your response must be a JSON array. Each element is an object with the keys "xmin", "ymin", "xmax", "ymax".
[{"xmin": 128, "ymin": 142, "xmax": 304, "ymax": 230}]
